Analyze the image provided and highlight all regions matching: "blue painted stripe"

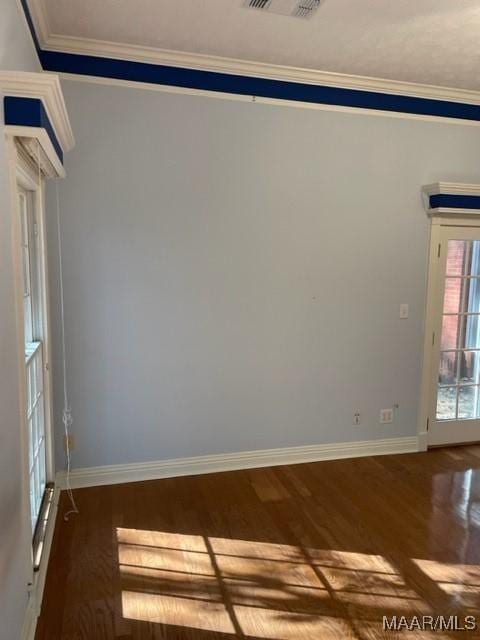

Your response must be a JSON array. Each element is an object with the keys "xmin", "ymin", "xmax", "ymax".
[
  {"xmin": 39, "ymin": 50, "xmax": 480, "ymax": 122},
  {"xmin": 429, "ymin": 194, "xmax": 480, "ymax": 210},
  {"xmin": 4, "ymin": 96, "xmax": 64, "ymax": 163},
  {"xmin": 18, "ymin": 0, "xmax": 480, "ymax": 122}
]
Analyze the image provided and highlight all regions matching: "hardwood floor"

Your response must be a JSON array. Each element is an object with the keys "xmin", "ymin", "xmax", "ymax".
[{"xmin": 36, "ymin": 446, "xmax": 480, "ymax": 639}]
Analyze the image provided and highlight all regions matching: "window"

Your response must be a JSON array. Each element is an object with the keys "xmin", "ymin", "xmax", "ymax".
[
  {"xmin": 26, "ymin": 341, "xmax": 47, "ymax": 530},
  {"xmin": 19, "ymin": 190, "xmax": 34, "ymax": 343},
  {"xmin": 18, "ymin": 186, "xmax": 48, "ymax": 533}
]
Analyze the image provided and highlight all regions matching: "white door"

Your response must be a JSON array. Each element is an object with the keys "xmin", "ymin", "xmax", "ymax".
[{"xmin": 429, "ymin": 226, "xmax": 480, "ymax": 445}]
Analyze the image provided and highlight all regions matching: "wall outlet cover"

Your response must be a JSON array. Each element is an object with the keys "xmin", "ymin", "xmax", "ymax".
[{"xmin": 380, "ymin": 409, "xmax": 394, "ymax": 424}]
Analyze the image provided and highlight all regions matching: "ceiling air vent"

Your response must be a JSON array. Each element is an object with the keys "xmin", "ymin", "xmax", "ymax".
[
  {"xmin": 248, "ymin": 0, "xmax": 271, "ymax": 7},
  {"xmin": 294, "ymin": 0, "xmax": 321, "ymax": 18},
  {"xmin": 243, "ymin": 0, "xmax": 322, "ymax": 19}
]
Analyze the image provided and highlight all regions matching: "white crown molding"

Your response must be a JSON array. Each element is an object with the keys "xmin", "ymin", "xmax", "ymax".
[
  {"xmin": 428, "ymin": 208, "xmax": 480, "ymax": 217},
  {"xmin": 423, "ymin": 182, "xmax": 480, "ymax": 196},
  {"xmin": 24, "ymin": 0, "xmax": 50, "ymax": 46},
  {"xmin": 56, "ymin": 435, "xmax": 420, "ymax": 489},
  {"xmin": 5, "ymin": 125, "xmax": 66, "ymax": 177},
  {"xmin": 0, "ymin": 70, "xmax": 75, "ymax": 152},
  {"xmin": 37, "ymin": 30, "xmax": 480, "ymax": 105}
]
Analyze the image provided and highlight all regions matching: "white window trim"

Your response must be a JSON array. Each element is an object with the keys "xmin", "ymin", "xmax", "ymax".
[{"xmin": 6, "ymin": 136, "xmax": 58, "ymax": 636}]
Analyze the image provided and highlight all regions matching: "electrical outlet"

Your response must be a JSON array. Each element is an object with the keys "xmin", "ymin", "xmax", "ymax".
[
  {"xmin": 380, "ymin": 409, "xmax": 394, "ymax": 424},
  {"xmin": 353, "ymin": 412, "xmax": 361, "ymax": 426},
  {"xmin": 63, "ymin": 434, "xmax": 75, "ymax": 451},
  {"xmin": 399, "ymin": 303, "xmax": 409, "ymax": 319}
]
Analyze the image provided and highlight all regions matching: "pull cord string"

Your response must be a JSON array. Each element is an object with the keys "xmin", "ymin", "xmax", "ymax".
[{"xmin": 54, "ymin": 175, "xmax": 79, "ymax": 521}]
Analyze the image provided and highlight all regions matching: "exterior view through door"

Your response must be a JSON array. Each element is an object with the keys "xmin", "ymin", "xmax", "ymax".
[{"xmin": 428, "ymin": 225, "xmax": 480, "ymax": 445}]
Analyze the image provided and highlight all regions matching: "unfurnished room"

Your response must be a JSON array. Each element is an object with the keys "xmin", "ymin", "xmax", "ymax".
[{"xmin": 1, "ymin": 0, "xmax": 480, "ymax": 638}]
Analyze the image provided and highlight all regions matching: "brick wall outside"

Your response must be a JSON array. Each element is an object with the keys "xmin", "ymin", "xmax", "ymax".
[{"xmin": 440, "ymin": 241, "xmax": 466, "ymax": 385}]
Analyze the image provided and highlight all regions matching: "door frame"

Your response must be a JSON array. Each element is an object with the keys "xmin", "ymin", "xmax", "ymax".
[{"xmin": 418, "ymin": 213, "xmax": 480, "ymax": 448}]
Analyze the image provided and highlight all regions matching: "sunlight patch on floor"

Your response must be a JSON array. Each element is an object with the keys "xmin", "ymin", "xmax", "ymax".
[
  {"xmin": 117, "ymin": 528, "xmax": 437, "ymax": 638},
  {"xmin": 122, "ymin": 589, "xmax": 236, "ymax": 634},
  {"xmin": 413, "ymin": 558, "xmax": 480, "ymax": 610}
]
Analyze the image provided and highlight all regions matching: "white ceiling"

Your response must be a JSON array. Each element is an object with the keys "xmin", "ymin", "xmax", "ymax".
[{"xmin": 38, "ymin": 0, "xmax": 480, "ymax": 90}]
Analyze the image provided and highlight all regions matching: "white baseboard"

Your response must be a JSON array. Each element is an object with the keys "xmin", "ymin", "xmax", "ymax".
[
  {"xmin": 417, "ymin": 430, "xmax": 429, "ymax": 451},
  {"xmin": 20, "ymin": 487, "xmax": 60, "ymax": 640},
  {"xmin": 56, "ymin": 436, "xmax": 420, "ymax": 490}
]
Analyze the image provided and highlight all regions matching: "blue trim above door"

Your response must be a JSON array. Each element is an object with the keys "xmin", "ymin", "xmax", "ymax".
[
  {"xmin": 4, "ymin": 96, "xmax": 64, "ymax": 163},
  {"xmin": 429, "ymin": 194, "xmax": 480, "ymax": 210}
]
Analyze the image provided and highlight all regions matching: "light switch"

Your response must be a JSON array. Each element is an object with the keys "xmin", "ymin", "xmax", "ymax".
[{"xmin": 400, "ymin": 303, "xmax": 409, "ymax": 319}]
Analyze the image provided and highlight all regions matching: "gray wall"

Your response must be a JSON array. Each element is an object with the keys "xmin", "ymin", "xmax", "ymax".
[
  {"xmin": 0, "ymin": 1, "xmax": 40, "ymax": 638},
  {"xmin": 0, "ymin": 0, "xmax": 39, "ymax": 71},
  {"xmin": 48, "ymin": 80, "xmax": 480, "ymax": 470}
]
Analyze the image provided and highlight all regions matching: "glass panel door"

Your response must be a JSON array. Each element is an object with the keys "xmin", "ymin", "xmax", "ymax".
[{"xmin": 430, "ymin": 228, "xmax": 480, "ymax": 445}]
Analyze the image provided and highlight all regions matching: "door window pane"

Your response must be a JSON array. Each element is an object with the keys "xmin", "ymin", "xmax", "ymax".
[
  {"xmin": 443, "ymin": 277, "xmax": 463, "ymax": 314},
  {"xmin": 438, "ymin": 351, "xmax": 457, "ymax": 385},
  {"xmin": 436, "ymin": 386, "xmax": 457, "ymax": 420},
  {"xmin": 465, "ymin": 277, "xmax": 480, "ymax": 311},
  {"xmin": 458, "ymin": 350, "xmax": 480, "ymax": 385},
  {"xmin": 440, "ymin": 315, "xmax": 460, "ymax": 350},
  {"xmin": 446, "ymin": 240, "xmax": 470, "ymax": 276},
  {"xmin": 458, "ymin": 385, "xmax": 480, "ymax": 419},
  {"xmin": 437, "ymin": 239, "xmax": 480, "ymax": 420}
]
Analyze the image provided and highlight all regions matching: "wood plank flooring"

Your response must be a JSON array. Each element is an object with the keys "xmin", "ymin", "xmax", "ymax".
[{"xmin": 36, "ymin": 446, "xmax": 480, "ymax": 639}]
